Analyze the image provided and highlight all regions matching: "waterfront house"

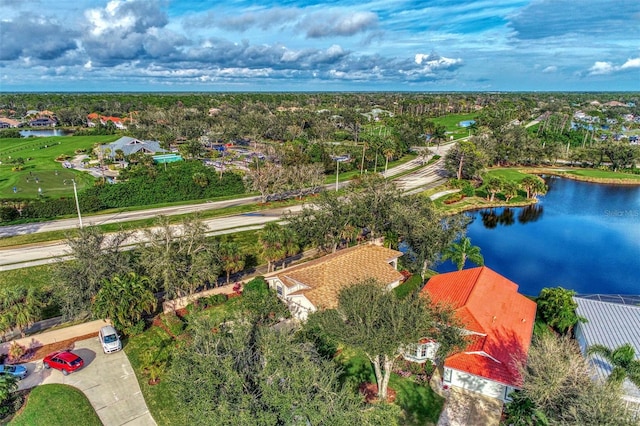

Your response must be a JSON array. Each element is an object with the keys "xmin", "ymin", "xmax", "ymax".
[{"xmin": 414, "ymin": 267, "xmax": 537, "ymax": 402}]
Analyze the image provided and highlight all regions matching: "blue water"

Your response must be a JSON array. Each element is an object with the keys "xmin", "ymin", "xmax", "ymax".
[
  {"xmin": 20, "ymin": 129, "xmax": 69, "ymax": 137},
  {"xmin": 437, "ymin": 177, "xmax": 640, "ymax": 296}
]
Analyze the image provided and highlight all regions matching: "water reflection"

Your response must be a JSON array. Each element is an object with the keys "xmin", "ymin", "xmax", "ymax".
[
  {"xmin": 518, "ymin": 204, "xmax": 543, "ymax": 224},
  {"xmin": 480, "ymin": 208, "xmax": 517, "ymax": 228}
]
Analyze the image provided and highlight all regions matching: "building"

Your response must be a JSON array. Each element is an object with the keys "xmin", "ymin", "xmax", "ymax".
[
  {"xmin": 99, "ymin": 136, "xmax": 167, "ymax": 159},
  {"xmin": 266, "ymin": 243, "xmax": 404, "ymax": 320},
  {"xmin": 574, "ymin": 295, "xmax": 640, "ymax": 419},
  {"xmin": 415, "ymin": 267, "xmax": 537, "ymax": 402}
]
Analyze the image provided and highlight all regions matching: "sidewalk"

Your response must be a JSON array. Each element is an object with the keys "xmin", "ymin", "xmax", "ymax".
[{"xmin": 0, "ymin": 319, "xmax": 108, "ymax": 356}]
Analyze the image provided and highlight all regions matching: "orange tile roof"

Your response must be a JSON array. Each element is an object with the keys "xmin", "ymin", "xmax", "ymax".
[
  {"xmin": 421, "ymin": 266, "xmax": 537, "ymax": 387},
  {"xmin": 273, "ymin": 244, "xmax": 404, "ymax": 310}
]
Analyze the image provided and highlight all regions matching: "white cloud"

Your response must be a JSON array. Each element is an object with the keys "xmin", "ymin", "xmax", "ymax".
[
  {"xmin": 542, "ymin": 66, "xmax": 557, "ymax": 73},
  {"xmin": 588, "ymin": 61, "xmax": 615, "ymax": 75},
  {"xmin": 620, "ymin": 57, "xmax": 640, "ymax": 69},
  {"xmin": 587, "ymin": 57, "xmax": 640, "ymax": 75}
]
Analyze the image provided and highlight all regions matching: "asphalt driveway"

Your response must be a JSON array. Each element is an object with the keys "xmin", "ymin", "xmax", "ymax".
[{"xmin": 18, "ymin": 337, "xmax": 156, "ymax": 426}]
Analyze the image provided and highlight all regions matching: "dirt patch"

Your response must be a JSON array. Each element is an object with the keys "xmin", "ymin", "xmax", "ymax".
[{"xmin": 359, "ymin": 382, "xmax": 397, "ymax": 403}]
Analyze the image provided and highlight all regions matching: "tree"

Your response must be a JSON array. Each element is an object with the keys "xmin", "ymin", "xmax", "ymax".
[
  {"xmin": 285, "ymin": 191, "xmax": 358, "ymax": 253},
  {"xmin": 444, "ymin": 139, "xmax": 486, "ymax": 180},
  {"xmin": 55, "ymin": 226, "xmax": 132, "ymax": 320},
  {"xmin": 307, "ymin": 280, "xmax": 464, "ymax": 401},
  {"xmin": 485, "ymin": 176, "xmax": 503, "ymax": 202},
  {"xmin": 442, "ymin": 237, "xmax": 484, "ymax": 270},
  {"xmin": 0, "ymin": 286, "xmax": 45, "ymax": 337},
  {"xmin": 0, "ymin": 374, "xmax": 18, "ymax": 418},
  {"xmin": 520, "ymin": 175, "xmax": 546, "ymax": 199},
  {"xmin": 218, "ymin": 241, "xmax": 245, "ymax": 284},
  {"xmin": 502, "ymin": 180, "xmax": 520, "ymax": 202},
  {"xmin": 587, "ymin": 343, "xmax": 640, "ymax": 389},
  {"xmin": 536, "ymin": 287, "xmax": 584, "ymax": 335},
  {"xmin": 138, "ymin": 216, "xmax": 221, "ymax": 300},
  {"xmin": 169, "ymin": 315, "xmax": 402, "ymax": 425},
  {"xmin": 257, "ymin": 222, "xmax": 298, "ymax": 272},
  {"xmin": 512, "ymin": 333, "xmax": 636, "ymax": 426},
  {"xmin": 92, "ymin": 272, "xmax": 157, "ymax": 335}
]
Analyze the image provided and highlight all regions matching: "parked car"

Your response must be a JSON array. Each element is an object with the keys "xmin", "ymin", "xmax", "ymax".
[
  {"xmin": 43, "ymin": 351, "xmax": 84, "ymax": 375},
  {"xmin": 0, "ymin": 363, "xmax": 28, "ymax": 379},
  {"xmin": 98, "ymin": 325, "xmax": 122, "ymax": 353}
]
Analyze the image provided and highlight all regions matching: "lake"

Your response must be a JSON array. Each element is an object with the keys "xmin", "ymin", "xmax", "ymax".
[
  {"xmin": 20, "ymin": 129, "xmax": 69, "ymax": 137},
  {"xmin": 437, "ymin": 177, "xmax": 640, "ymax": 297}
]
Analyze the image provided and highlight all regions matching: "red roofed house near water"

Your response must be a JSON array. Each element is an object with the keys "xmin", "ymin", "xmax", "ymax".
[{"xmin": 410, "ymin": 266, "xmax": 537, "ymax": 402}]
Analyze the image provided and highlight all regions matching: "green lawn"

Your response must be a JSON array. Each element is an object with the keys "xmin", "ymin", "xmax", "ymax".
[
  {"xmin": 337, "ymin": 349, "xmax": 444, "ymax": 425},
  {"xmin": 564, "ymin": 168, "xmax": 640, "ymax": 180},
  {"xmin": 482, "ymin": 168, "xmax": 532, "ymax": 182},
  {"xmin": 431, "ymin": 113, "xmax": 477, "ymax": 139},
  {"xmin": 0, "ymin": 135, "xmax": 118, "ymax": 199},
  {"xmin": 9, "ymin": 384, "xmax": 102, "ymax": 426}
]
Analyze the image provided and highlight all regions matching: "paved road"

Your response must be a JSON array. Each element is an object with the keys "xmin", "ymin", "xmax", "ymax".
[
  {"xmin": 17, "ymin": 337, "xmax": 156, "ymax": 426},
  {"xmin": 0, "ymin": 206, "xmax": 301, "ymax": 271},
  {"xmin": 0, "ymin": 195, "xmax": 262, "ymax": 238}
]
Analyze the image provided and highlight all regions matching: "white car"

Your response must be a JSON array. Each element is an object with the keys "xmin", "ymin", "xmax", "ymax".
[{"xmin": 98, "ymin": 325, "xmax": 122, "ymax": 353}]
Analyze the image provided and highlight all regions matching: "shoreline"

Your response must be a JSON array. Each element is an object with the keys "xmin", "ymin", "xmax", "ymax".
[{"xmin": 519, "ymin": 167, "xmax": 640, "ymax": 186}]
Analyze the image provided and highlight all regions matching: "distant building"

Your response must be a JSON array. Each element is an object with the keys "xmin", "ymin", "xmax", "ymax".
[
  {"xmin": 29, "ymin": 117, "xmax": 57, "ymax": 127},
  {"xmin": 99, "ymin": 136, "xmax": 167, "ymax": 159}
]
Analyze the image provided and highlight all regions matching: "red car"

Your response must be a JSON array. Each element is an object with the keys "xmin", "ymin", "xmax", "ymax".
[{"xmin": 42, "ymin": 351, "xmax": 84, "ymax": 375}]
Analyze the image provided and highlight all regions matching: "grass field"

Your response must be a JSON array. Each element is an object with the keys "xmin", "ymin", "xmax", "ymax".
[
  {"xmin": 8, "ymin": 384, "xmax": 102, "ymax": 426},
  {"xmin": 0, "ymin": 135, "xmax": 119, "ymax": 199},
  {"xmin": 431, "ymin": 113, "xmax": 477, "ymax": 139}
]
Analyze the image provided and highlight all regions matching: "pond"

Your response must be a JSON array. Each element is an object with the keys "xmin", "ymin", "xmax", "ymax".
[
  {"xmin": 437, "ymin": 177, "xmax": 640, "ymax": 297},
  {"xmin": 20, "ymin": 129, "xmax": 69, "ymax": 137}
]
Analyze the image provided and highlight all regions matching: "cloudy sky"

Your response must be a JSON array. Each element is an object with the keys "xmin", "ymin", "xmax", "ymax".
[{"xmin": 1, "ymin": 0, "xmax": 639, "ymax": 92}]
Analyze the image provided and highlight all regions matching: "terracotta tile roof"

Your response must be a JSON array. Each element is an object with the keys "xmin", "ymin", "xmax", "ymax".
[
  {"xmin": 274, "ymin": 244, "xmax": 404, "ymax": 310},
  {"xmin": 421, "ymin": 266, "xmax": 537, "ymax": 387}
]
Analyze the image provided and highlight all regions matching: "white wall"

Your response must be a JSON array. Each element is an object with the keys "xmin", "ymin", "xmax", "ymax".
[{"xmin": 446, "ymin": 368, "xmax": 508, "ymax": 401}]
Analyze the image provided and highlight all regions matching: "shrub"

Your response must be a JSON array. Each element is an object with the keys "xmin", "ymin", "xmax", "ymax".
[
  {"xmin": 443, "ymin": 192, "xmax": 465, "ymax": 204},
  {"xmin": 0, "ymin": 206, "xmax": 20, "ymax": 222},
  {"xmin": 7, "ymin": 342, "xmax": 26, "ymax": 363},
  {"xmin": 205, "ymin": 294, "xmax": 228, "ymax": 307}
]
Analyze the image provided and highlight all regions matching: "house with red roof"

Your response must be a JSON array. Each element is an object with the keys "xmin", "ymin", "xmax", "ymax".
[{"xmin": 412, "ymin": 266, "xmax": 537, "ymax": 401}]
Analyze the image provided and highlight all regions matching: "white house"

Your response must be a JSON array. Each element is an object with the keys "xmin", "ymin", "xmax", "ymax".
[
  {"xmin": 414, "ymin": 267, "xmax": 537, "ymax": 402},
  {"xmin": 265, "ymin": 243, "xmax": 404, "ymax": 320},
  {"xmin": 574, "ymin": 295, "xmax": 640, "ymax": 420},
  {"xmin": 99, "ymin": 136, "xmax": 167, "ymax": 159}
]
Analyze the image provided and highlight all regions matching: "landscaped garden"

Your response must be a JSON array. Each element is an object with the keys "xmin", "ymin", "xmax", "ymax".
[{"xmin": 122, "ymin": 276, "xmax": 446, "ymax": 425}]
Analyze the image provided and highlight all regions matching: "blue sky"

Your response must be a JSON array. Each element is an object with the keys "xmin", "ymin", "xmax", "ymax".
[{"xmin": 1, "ymin": 0, "xmax": 639, "ymax": 92}]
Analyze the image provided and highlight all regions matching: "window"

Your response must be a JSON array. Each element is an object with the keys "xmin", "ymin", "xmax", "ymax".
[
  {"xmin": 420, "ymin": 345, "xmax": 428, "ymax": 358},
  {"xmin": 276, "ymin": 284, "xmax": 283, "ymax": 296},
  {"xmin": 443, "ymin": 368, "xmax": 452, "ymax": 383}
]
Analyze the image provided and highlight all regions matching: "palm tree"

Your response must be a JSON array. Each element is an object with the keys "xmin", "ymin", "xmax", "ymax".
[
  {"xmin": 0, "ymin": 286, "xmax": 45, "ymax": 337},
  {"xmin": 587, "ymin": 343, "xmax": 640, "ymax": 388},
  {"xmin": 92, "ymin": 272, "xmax": 157, "ymax": 334},
  {"xmin": 442, "ymin": 237, "xmax": 484, "ymax": 270},
  {"xmin": 258, "ymin": 223, "xmax": 286, "ymax": 273},
  {"xmin": 219, "ymin": 241, "xmax": 245, "ymax": 284}
]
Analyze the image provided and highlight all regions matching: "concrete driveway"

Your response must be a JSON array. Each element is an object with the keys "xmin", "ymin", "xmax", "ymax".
[
  {"xmin": 18, "ymin": 337, "xmax": 156, "ymax": 426},
  {"xmin": 437, "ymin": 387, "xmax": 503, "ymax": 426}
]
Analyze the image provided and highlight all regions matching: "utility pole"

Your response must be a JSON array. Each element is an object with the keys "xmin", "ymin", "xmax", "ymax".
[{"xmin": 67, "ymin": 179, "xmax": 83, "ymax": 229}]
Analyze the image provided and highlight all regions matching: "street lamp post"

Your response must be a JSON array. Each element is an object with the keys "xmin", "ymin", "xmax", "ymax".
[
  {"xmin": 335, "ymin": 158, "xmax": 340, "ymax": 191},
  {"xmin": 65, "ymin": 179, "xmax": 83, "ymax": 229}
]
